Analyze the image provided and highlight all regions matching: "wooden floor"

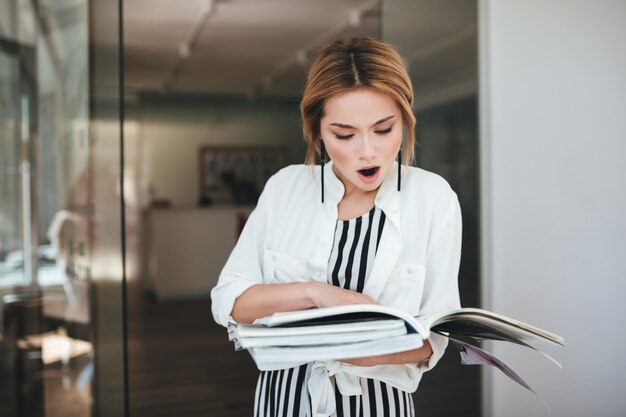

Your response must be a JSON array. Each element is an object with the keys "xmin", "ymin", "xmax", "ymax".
[
  {"xmin": 127, "ymin": 296, "xmax": 480, "ymax": 417},
  {"xmin": 128, "ymin": 297, "xmax": 259, "ymax": 416}
]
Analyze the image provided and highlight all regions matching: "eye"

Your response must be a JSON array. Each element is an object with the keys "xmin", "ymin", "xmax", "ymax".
[
  {"xmin": 334, "ymin": 133, "xmax": 354, "ymax": 140},
  {"xmin": 375, "ymin": 126, "xmax": 393, "ymax": 135}
]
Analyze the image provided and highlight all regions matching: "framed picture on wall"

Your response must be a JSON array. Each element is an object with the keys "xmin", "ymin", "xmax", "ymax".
[{"xmin": 198, "ymin": 145, "xmax": 290, "ymax": 206}]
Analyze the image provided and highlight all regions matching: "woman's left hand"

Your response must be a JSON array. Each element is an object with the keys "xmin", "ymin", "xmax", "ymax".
[{"xmin": 340, "ymin": 340, "xmax": 433, "ymax": 367}]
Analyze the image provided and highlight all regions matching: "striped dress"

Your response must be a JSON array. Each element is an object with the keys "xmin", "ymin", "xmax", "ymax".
[{"xmin": 253, "ymin": 206, "xmax": 416, "ymax": 417}]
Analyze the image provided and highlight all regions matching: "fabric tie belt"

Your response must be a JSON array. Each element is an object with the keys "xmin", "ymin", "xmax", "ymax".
[{"xmin": 307, "ymin": 360, "xmax": 421, "ymax": 417}]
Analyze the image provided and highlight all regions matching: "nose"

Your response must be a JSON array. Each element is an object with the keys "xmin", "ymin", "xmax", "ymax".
[{"xmin": 358, "ymin": 135, "xmax": 376, "ymax": 160}]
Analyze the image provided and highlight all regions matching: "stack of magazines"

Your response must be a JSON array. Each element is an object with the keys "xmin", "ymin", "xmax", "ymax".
[{"xmin": 228, "ymin": 304, "xmax": 565, "ymax": 399}]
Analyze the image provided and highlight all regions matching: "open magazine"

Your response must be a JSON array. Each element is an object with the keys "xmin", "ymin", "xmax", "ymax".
[{"xmin": 228, "ymin": 304, "xmax": 565, "ymax": 400}]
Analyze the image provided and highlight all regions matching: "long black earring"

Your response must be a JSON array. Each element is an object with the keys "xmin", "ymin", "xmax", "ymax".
[
  {"xmin": 397, "ymin": 148, "xmax": 402, "ymax": 192},
  {"xmin": 320, "ymin": 141, "xmax": 326, "ymax": 203}
]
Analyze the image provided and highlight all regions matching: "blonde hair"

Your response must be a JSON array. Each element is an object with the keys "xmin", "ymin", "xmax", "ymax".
[{"xmin": 300, "ymin": 37, "xmax": 415, "ymax": 165}]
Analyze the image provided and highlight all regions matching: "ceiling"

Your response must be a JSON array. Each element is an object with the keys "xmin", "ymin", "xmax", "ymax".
[{"xmin": 124, "ymin": 0, "xmax": 476, "ymax": 100}]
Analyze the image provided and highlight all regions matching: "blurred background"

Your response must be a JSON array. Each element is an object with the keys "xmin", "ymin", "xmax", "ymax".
[
  {"xmin": 123, "ymin": 0, "xmax": 480, "ymax": 416},
  {"xmin": 0, "ymin": 1, "xmax": 624, "ymax": 417}
]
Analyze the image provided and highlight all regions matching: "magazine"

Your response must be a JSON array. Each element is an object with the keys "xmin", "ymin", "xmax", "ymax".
[
  {"xmin": 230, "ymin": 318, "xmax": 407, "ymax": 349},
  {"xmin": 228, "ymin": 304, "xmax": 565, "ymax": 398},
  {"xmin": 244, "ymin": 304, "xmax": 564, "ymax": 346}
]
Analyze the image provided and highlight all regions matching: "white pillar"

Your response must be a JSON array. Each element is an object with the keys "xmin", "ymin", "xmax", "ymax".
[{"xmin": 479, "ymin": 1, "xmax": 626, "ymax": 416}]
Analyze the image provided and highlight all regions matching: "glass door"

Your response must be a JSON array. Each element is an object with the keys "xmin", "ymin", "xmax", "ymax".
[
  {"xmin": 0, "ymin": 47, "xmax": 24, "ymax": 288},
  {"xmin": 0, "ymin": 39, "xmax": 36, "ymax": 292},
  {"xmin": 0, "ymin": 1, "xmax": 126, "ymax": 416},
  {"xmin": 0, "ymin": 36, "xmax": 42, "ymax": 417}
]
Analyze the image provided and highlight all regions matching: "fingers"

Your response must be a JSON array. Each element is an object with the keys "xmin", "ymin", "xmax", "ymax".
[
  {"xmin": 314, "ymin": 283, "xmax": 379, "ymax": 307},
  {"xmin": 361, "ymin": 294, "xmax": 378, "ymax": 304},
  {"xmin": 349, "ymin": 291, "xmax": 377, "ymax": 305}
]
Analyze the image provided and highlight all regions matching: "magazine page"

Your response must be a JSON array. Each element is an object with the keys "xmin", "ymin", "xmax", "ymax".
[
  {"xmin": 234, "ymin": 318, "xmax": 404, "ymax": 338},
  {"xmin": 450, "ymin": 337, "xmax": 534, "ymax": 391},
  {"xmin": 237, "ymin": 325, "xmax": 407, "ymax": 349},
  {"xmin": 253, "ymin": 304, "xmax": 430, "ymax": 337},
  {"xmin": 449, "ymin": 338, "xmax": 551, "ymax": 411},
  {"xmin": 430, "ymin": 317, "xmax": 547, "ymax": 346},
  {"xmin": 249, "ymin": 334, "xmax": 424, "ymax": 371},
  {"xmin": 421, "ymin": 308, "xmax": 565, "ymax": 346}
]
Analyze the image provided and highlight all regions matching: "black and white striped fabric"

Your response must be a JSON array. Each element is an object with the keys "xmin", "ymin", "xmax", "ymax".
[
  {"xmin": 327, "ymin": 206, "xmax": 386, "ymax": 292},
  {"xmin": 253, "ymin": 206, "xmax": 416, "ymax": 417}
]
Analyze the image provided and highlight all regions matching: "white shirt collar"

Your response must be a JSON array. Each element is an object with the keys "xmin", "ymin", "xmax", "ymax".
[{"xmin": 323, "ymin": 160, "xmax": 404, "ymax": 228}]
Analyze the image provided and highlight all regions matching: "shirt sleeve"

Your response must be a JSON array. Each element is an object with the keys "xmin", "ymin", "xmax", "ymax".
[
  {"xmin": 210, "ymin": 175, "xmax": 274, "ymax": 328},
  {"xmin": 418, "ymin": 193, "xmax": 463, "ymax": 372}
]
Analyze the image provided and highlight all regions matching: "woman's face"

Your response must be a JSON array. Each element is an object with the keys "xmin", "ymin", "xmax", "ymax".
[{"xmin": 320, "ymin": 88, "xmax": 403, "ymax": 195}]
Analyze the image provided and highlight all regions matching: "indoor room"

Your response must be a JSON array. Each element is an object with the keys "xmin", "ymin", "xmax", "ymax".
[
  {"xmin": 122, "ymin": 0, "xmax": 479, "ymax": 416},
  {"xmin": 1, "ymin": 1, "xmax": 625, "ymax": 417}
]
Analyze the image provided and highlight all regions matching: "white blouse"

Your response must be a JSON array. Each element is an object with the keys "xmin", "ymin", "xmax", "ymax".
[{"xmin": 210, "ymin": 160, "xmax": 462, "ymax": 417}]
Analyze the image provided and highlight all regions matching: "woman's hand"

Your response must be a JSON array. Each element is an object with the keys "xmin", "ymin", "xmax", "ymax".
[
  {"xmin": 306, "ymin": 282, "xmax": 379, "ymax": 308},
  {"xmin": 340, "ymin": 340, "xmax": 433, "ymax": 367},
  {"xmin": 232, "ymin": 281, "xmax": 378, "ymax": 324}
]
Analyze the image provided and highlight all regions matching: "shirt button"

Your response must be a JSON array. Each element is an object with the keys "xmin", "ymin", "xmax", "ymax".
[
  {"xmin": 407, "ymin": 268, "xmax": 414, "ymax": 274},
  {"xmin": 272, "ymin": 255, "xmax": 277, "ymax": 262}
]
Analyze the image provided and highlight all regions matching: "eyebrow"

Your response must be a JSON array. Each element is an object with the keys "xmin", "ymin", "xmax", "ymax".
[{"xmin": 329, "ymin": 115, "xmax": 395, "ymax": 129}]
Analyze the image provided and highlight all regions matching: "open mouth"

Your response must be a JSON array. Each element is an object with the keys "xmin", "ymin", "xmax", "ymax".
[{"xmin": 357, "ymin": 166, "xmax": 380, "ymax": 177}]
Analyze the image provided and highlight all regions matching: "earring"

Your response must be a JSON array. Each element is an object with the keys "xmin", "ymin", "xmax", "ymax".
[
  {"xmin": 320, "ymin": 141, "xmax": 326, "ymax": 203},
  {"xmin": 397, "ymin": 148, "xmax": 402, "ymax": 192}
]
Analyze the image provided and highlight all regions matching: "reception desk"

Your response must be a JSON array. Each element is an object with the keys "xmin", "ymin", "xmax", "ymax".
[{"xmin": 146, "ymin": 206, "xmax": 253, "ymax": 299}]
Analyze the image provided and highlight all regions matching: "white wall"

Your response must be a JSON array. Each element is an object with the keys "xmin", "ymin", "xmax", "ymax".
[
  {"xmin": 130, "ymin": 95, "xmax": 304, "ymax": 207},
  {"xmin": 479, "ymin": 1, "xmax": 626, "ymax": 416}
]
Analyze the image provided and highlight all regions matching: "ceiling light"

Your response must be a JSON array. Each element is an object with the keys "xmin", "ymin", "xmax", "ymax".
[
  {"xmin": 179, "ymin": 42, "xmax": 190, "ymax": 59},
  {"xmin": 295, "ymin": 50, "xmax": 307, "ymax": 67},
  {"xmin": 349, "ymin": 10, "xmax": 362, "ymax": 28}
]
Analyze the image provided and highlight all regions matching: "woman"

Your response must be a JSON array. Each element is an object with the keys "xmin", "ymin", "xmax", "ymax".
[{"xmin": 211, "ymin": 37, "xmax": 462, "ymax": 417}]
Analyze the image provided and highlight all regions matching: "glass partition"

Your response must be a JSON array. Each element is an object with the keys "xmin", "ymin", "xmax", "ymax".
[
  {"xmin": 0, "ymin": 1, "xmax": 126, "ymax": 416},
  {"xmin": 0, "ymin": 40, "xmax": 33, "ymax": 291},
  {"xmin": 382, "ymin": 0, "xmax": 481, "ymax": 416}
]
